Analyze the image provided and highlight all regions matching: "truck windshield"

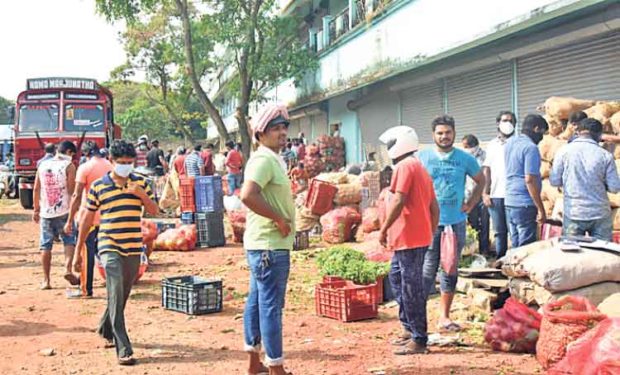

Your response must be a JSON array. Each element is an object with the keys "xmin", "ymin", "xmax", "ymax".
[
  {"xmin": 64, "ymin": 104, "xmax": 104, "ymax": 132},
  {"xmin": 18, "ymin": 104, "xmax": 59, "ymax": 132}
]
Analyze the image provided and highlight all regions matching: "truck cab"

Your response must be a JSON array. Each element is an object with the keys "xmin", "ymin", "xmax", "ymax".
[{"xmin": 11, "ymin": 77, "xmax": 120, "ymax": 209}]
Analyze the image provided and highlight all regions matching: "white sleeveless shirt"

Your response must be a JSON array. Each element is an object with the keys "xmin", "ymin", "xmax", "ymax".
[{"xmin": 38, "ymin": 157, "xmax": 71, "ymax": 218}]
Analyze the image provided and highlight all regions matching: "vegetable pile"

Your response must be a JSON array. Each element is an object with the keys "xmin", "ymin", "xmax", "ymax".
[
  {"xmin": 316, "ymin": 246, "xmax": 389, "ymax": 285},
  {"xmin": 153, "ymin": 224, "xmax": 197, "ymax": 251}
]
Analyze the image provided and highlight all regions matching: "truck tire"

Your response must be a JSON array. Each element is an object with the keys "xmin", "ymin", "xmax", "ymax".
[{"xmin": 19, "ymin": 187, "xmax": 33, "ymax": 209}]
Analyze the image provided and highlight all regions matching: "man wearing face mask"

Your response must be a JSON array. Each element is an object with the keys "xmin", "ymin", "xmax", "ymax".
[
  {"xmin": 33, "ymin": 140, "xmax": 78, "ymax": 290},
  {"xmin": 240, "ymin": 103, "xmax": 295, "ymax": 375},
  {"xmin": 75, "ymin": 140, "xmax": 158, "ymax": 366},
  {"xmin": 418, "ymin": 115, "xmax": 485, "ymax": 332},
  {"xmin": 482, "ymin": 111, "xmax": 516, "ymax": 260},
  {"xmin": 550, "ymin": 118, "xmax": 620, "ymax": 241},
  {"xmin": 135, "ymin": 135, "xmax": 150, "ymax": 168},
  {"xmin": 504, "ymin": 114, "xmax": 548, "ymax": 248},
  {"xmin": 462, "ymin": 134, "xmax": 489, "ymax": 256}
]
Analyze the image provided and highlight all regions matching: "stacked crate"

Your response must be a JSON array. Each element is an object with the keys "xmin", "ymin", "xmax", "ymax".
[{"xmin": 181, "ymin": 176, "xmax": 226, "ymax": 248}]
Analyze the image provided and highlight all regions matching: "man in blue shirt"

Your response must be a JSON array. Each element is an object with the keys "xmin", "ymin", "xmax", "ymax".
[
  {"xmin": 550, "ymin": 118, "xmax": 620, "ymax": 240},
  {"xmin": 418, "ymin": 115, "xmax": 485, "ymax": 332},
  {"xmin": 504, "ymin": 114, "xmax": 548, "ymax": 248}
]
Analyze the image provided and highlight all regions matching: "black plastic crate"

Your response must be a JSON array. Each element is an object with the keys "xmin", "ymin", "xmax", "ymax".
[
  {"xmin": 181, "ymin": 212, "xmax": 195, "ymax": 225},
  {"xmin": 161, "ymin": 276, "xmax": 223, "ymax": 315},
  {"xmin": 195, "ymin": 212, "xmax": 226, "ymax": 248}
]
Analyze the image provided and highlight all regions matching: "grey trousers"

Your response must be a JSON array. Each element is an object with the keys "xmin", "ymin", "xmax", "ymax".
[{"xmin": 97, "ymin": 252, "xmax": 140, "ymax": 358}]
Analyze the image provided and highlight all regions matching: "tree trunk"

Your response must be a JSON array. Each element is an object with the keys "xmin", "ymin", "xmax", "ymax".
[{"xmin": 175, "ymin": 0, "xmax": 230, "ymax": 142}]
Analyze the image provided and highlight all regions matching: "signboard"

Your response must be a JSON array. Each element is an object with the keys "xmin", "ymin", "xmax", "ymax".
[
  {"xmin": 26, "ymin": 78, "xmax": 99, "ymax": 91},
  {"xmin": 65, "ymin": 93, "xmax": 98, "ymax": 100}
]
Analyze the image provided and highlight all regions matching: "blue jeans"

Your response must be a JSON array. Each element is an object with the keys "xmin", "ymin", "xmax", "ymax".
[
  {"xmin": 389, "ymin": 248, "xmax": 428, "ymax": 345},
  {"xmin": 243, "ymin": 250, "xmax": 290, "ymax": 366},
  {"xmin": 39, "ymin": 214, "xmax": 76, "ymax": 251},
  {"xmin": 227, "ymin": 173, "xmax": 243, "ymax": 195},
  {"xmin": 563, "ymin": 214, "xmax": 613, "ymax": 241},
  {"xmin": 423, "ymin": 221, "xmax": 466, "ymax": 295},
  {"xmin": 506, "ymin": 206, "xmax": 538, "ymax": 248},
  {"xmin": 488, "ymin": 198, "xmax": 509, "ymax": 258}
]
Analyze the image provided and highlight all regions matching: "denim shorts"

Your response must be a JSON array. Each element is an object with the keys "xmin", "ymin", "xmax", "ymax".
[{"xmin": 39, "ymin": 214, "xmax": 76, "ymax": 251}]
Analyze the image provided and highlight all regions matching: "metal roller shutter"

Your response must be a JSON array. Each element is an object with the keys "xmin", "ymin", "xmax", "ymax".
[
  {"xmin": 400, "ymin": 82, "xmax": 444, "ymax": 144},
  {"xmin": 311, "ymin": 112, "xmax": 328, "ymax": 141},
  {"xmin": 446, "ymin": 63, "xmax": 512, "ymax": 143},
  {"xmin": 357, "ymin": 92, "xmax": 399, "ymax": 167},
  {"xmin": 518, "ymin": 32, "xmax": 620, "ymax": 122}
]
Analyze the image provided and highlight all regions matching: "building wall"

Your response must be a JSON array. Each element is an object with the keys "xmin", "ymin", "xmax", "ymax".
[{"xmin": 327, "ymin": 92, "xmax": 361, "ymax": 164}]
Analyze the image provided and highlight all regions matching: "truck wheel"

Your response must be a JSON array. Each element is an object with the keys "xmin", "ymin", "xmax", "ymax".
[{"xmin": 19, "ymin": 188, "xmax": 33, "ymax": 209}]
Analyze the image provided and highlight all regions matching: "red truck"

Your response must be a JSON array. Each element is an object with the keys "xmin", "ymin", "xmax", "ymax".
[{"xmin": 9, "ymin": 77, "xmax": 121, "ymax": 209}]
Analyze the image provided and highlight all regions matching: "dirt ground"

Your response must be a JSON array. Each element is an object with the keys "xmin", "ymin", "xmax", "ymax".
[{"xmin": 0, "ymin": 200, "xmax": 541, "ymax": 375}]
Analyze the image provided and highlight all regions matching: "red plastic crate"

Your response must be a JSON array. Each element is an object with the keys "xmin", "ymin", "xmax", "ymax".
[
  {"xmin": 305, "ymin": 179, "xmax": 338, "ymax": 216},
  {"xmin": 315, "ymin": 280, "xmax": 378, "ymax": 322},
  {"xmin": 323, "ymin": 275, "xmax": 383, "ymax": 305},
  {"xmin": 180, "ymin": 177, "xmax": 196, "ymax": 213}
]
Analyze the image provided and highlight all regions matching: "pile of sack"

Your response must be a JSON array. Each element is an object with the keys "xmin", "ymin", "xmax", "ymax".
[
  {"xmin": 502, "ymin": 239, "xmax": 620, "ymax": 307},
  {"xmin": 317, "ymin": 135, "xmax": 346, "ymax": 172},
  {"xmin": 537, "ymin": 96, "xmax": 620, "ymax": 222},
  {"xmin": 153, "ymin": 224, "xmax": 197, "ymax": 251}
]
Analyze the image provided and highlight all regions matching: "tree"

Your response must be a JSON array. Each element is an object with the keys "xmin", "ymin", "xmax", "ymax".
[
  {"xmin": 0, "ymin": 96, "xmax": 14, "ymax": 124},
  {"xmin": 96, "ymin": 0, "xmax": 317, "ymax": 158}
]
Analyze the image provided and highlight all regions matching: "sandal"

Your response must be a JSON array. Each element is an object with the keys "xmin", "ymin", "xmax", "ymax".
[
  {"xmin": 437, "ymin": 321, "xmax": 462, "ymax": 332},
  {"xmin": 118, "ymin": 356, "xmax": 136, "ymax": 366},
  {"xmin": 40, "ymin": 282, "xmax": 52, "ymax": 290},
  {"xmin": 64, "ymin": 273, "xmax": 80, "ymax": 286}
]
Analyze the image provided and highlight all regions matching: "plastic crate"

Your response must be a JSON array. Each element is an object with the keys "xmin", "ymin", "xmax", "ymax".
[
  {"xmin": 315, "ymin": 280, "xmax": 378, "ymax": 322},
  {"xmin": 614, "ymin": 232, "xmax": 620, "ymax": 244},
  {"xmin": 323, "ymin": 275, "xmax": 383, "ymax": 305},
  {"xmin": 305, "ymin": 179, "xmax": 338, "ymax": 216},
  {"xmin": 293, "ymin": 231, "xmax": 309, "ymax": 250},
  {"xmin": 181, "ymin": 212, "xmax": 195, "ymax": 225},
  {"xmin": 161, "ymin": 276, "xmax": 223, "ymax": 315},
  {"xmin": 195, "ymin": 212, "xmax": 226, "ymax": 248},
  {"xmin": 541, "ymin": 221, "xmax": 562, "ymax": 240},
  {"xmin": 194, "ymin": 176, "xmax": 224, "ymax": 213},
  {"xmin": 155, "ymin": 221, "xmax": 177, "ymax": 234},
  {"xmin": 179, "ymin": 177, "xmax": 196, "ymax": 213}
]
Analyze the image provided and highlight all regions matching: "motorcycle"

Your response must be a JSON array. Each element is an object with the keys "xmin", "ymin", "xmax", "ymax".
[{"xmin": 0, "ymin": 165, "xmax": 15, "ymax": 199}]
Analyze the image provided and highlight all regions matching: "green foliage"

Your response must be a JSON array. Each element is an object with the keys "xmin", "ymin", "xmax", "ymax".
[
  {"xmin": 316, "ymin": 246, "xmax": 390, "ymax": 285},
  {"xmin": 0, "ymin": 96, "xmax": 14, "ymax": 124}
]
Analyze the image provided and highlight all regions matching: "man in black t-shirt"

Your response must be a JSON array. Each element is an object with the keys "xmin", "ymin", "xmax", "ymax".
[{"xmin": 146, "ymin": 140, "xmax": 168, "ymax": 176}]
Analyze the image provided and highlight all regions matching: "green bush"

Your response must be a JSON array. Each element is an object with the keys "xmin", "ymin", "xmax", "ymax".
[{"xmin": 316, "ymin": 246, "xmax": 390, "ymax": 285}]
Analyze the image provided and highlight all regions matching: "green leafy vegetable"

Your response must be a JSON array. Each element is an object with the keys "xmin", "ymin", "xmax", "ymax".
[{"xmin": 316, "ymin": 246, "xmax": 390, "ymax": 285}]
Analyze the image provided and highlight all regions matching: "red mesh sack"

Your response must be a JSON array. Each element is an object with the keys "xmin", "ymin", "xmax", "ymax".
[
  {"xmin": 361, "ymin": 207, "xmax": 380, "ymax": 233},
  {"xmin": 484, "ymin": 297, "xmax": 542, "ymax": 353},
  {"xmin": 320, "ymin": 206, "xmax": 361, "ymax": 244},
  {"xmin": 549, "ymin": 318, "xmax": 620, "ymax": 375},
  {"xmin": 536, "ymin": 296, "xmax": 607, "ymax": 369}
]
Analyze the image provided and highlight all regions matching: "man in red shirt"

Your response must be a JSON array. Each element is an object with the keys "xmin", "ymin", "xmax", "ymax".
[
  {"xmin": 379, "ymin": 126, "xmax": 439, "ymax": 355},
  {"xmin": 201, "ymin": 143, "xmax": 215, "ymax": 176},
  {"xmin": 172, "ymin": 147, "xmax": 187, "ymax": 176},
  {"xmin": 225, "ymin": 140, "xmax": 243, "ymax": 195}
]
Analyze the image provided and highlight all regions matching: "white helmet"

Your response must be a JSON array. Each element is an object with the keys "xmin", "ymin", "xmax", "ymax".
[
  {"xmin": 138, "ymin": 135, "xmax": 149, "ymax": 144},
  {"xmin": 379, "ymin": 126, "xmax": 419, "ymax": 160}
]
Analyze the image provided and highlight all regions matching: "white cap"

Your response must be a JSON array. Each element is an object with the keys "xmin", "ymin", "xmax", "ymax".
[
  {"xmin": 498, "ymin": 121, "xmax": 515, "ymax": 135},
  {"xmin": 379, "ymin": 126, "xmax": 419, "ymax": 160}
]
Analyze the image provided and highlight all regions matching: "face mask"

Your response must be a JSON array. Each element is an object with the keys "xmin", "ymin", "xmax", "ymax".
[
  {"xmin": 114, "ymin": 163, "xmax": 133, "ymax": 177},
  {"xmin": 58, "ymin": 154, "xmax": 72, "ymax": 161},
  {"xmin": 527, "ymin": 131, "xmax": 544, "ymax": 145},
  {"xmin": 498, "ymin": 121, "xmax": 515, "ymax": 136}
]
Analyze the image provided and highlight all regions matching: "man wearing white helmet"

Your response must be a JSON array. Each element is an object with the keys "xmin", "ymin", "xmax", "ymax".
[
  {"xmin": 378, "ymin": 126, "xmax": 439, "ymax": 355},
  {"xmin": 418, "ymin": 115, "xmax": 485, "ymax": 333},
  {"xmin": 482, "ymin": 111, "xmax": 516, "ymax": 262},
  {"xmin": 135, "ymin": 135, "xmax": 150, "ymax": 168}
]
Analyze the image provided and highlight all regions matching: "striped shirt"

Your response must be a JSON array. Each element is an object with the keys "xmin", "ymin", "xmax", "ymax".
[
  {"xmin": 184, "ymin": 151, "xmax": 204, "ymax": 177},
  {"xmin": 86, "ymin": 172, "xmax": 154, "ymax": 256}
]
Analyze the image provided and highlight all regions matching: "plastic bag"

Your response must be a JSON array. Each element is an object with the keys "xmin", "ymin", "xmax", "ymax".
[
  {"xmin": 484, "ymin": 297, "xmax": 542, "ymax": 353},
  {"xmin": 320, "ymin": 206, "xmax": 361, "ymax": 244},
  {"xmin": 536, "ymin": 296, "xmax": 608, "ymax": 369},
  {"xmin": 440, "ymin": 225, "xmax": 457, "ymax": 275},
  {"xmin": 549, "ymin": 318, "xmax": 620, "ymax": 375}
]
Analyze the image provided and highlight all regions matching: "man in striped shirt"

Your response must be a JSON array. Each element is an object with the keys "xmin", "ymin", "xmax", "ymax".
[
  {"xmin": 184, "ymin": 144, "xmax": 205, "ymax": 177},
  {"xmin": 75, "ymin": 140, "xmax": 158, "ymax": 366}
]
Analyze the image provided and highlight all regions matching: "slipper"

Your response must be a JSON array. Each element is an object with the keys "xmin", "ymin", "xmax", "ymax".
[
  {"xmin": 437, "ymin": 321, "xmax": 462, "ymax": 332},
  {"xmin": 118, "ymin": 356, "xmax": 136, "ymax": 366},
  {"xmin": 40, "ymin": 282, "xmax": 52, "ymax": 290},
  {"xmin": 64, "ymin": 273, "xmax": 80, "ymax": 286}
]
